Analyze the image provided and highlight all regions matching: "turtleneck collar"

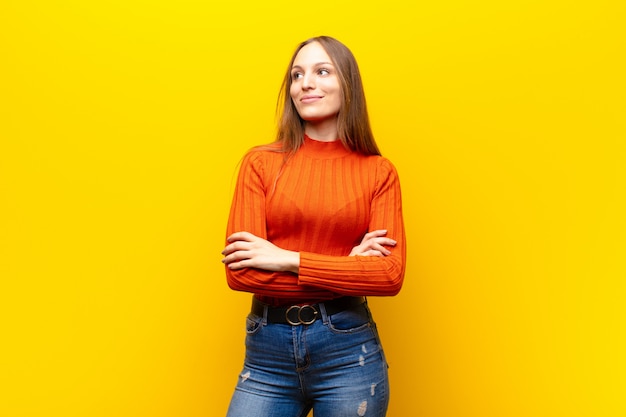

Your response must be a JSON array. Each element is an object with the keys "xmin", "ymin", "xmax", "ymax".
[{"xmin": 300, "ymin": 134, "xmax": 352, "ymax": 159}]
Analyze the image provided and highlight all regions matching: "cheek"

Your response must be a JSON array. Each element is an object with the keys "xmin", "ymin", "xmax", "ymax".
[
  {"xmin": 289, "ymin": 85, "xmax": 299, "ymax": 101},
  {"xmin": 329, "ymin": 86, "xmax": 342, "ymax": 108},
  {"xmin": 323, "ymin": 80, "xmax": 342, "ymax": 100}
]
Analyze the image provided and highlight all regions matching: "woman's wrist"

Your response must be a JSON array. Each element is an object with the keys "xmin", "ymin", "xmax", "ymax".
[{"xmin": 285, "ymin": 250, "xmax": 300, "ymax": 274}]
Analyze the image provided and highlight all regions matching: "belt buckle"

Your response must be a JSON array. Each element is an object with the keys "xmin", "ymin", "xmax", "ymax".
[{"xmin": 286, "ymin": 305, "xmax": 318, "ymax": 325}]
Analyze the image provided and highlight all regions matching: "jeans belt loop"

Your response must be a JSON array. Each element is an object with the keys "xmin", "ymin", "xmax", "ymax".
[{"xmin": 285, "ymin": 305, "xmax": 319, "ymax": 326}]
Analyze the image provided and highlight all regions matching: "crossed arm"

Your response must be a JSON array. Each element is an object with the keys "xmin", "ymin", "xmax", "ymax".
[
  {"xmin": 221, "ymin": 229, "xmax": 398, "ymax": 274},
  {"xmin": 222, "ymin": 151, "xmax": 405, "ymax": 297}
]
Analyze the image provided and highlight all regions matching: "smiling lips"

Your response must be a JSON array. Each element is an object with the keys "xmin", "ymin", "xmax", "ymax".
[{"xmin": 300, "ymin": 95, "xmax": 323, "ymax": 103}]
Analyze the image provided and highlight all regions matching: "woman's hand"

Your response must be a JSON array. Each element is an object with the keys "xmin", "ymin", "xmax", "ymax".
[
  {"xmin": 221, "ymin": 231, "xmax": 300, "ymax": 273},
  {"xmin": 349, "ymin": 229, "xmax": 397, "ymax": 257}
]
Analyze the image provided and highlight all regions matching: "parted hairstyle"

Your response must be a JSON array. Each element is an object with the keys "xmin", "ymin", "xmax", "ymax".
[{"xmin": 275, "ymin": 36, "xmax": 381, "ymax": 156}]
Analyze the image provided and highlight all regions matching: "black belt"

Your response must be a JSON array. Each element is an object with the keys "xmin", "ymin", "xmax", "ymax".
[{"xmin": 251, "ymin": 296, "xmax": 366, "ymax": 326}]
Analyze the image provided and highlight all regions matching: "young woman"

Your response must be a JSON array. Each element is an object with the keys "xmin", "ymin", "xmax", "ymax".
[{"xmin": 221, "ymin": 36, "xmax": 406, "ymax": 417}]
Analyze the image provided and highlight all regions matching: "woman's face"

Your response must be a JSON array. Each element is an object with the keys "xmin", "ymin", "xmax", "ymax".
[{"xmin": 289, "ymin": 42, "xmax": 342, "ymax": 125}]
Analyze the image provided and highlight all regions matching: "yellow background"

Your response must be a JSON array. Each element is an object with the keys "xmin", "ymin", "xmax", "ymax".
[{"xmin": 1, "ymin": 1, "xmax": 624, "ymax": 416}]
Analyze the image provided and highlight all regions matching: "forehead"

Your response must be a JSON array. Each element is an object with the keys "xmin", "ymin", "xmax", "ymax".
[{"xmin": 292, "ymin": 42, "xmax": 332, "ymax": 67}]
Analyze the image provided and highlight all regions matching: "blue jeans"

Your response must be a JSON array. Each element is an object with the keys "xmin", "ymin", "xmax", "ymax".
[{"xmin": 226, "ymin": 299, "xmax": 390, "ymax": 417}]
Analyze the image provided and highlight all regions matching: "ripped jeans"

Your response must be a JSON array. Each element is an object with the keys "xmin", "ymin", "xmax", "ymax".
[{"xmin": 226, "ymin": 299, "xmax": 390, "ymax": 417}]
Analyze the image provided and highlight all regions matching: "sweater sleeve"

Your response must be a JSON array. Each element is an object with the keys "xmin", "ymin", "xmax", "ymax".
[
  {"xmin": 297, "ymin": 158, "xmax": 406, "ymax": 296},
  {"xmin": 225, "ymin": 151, "xmax": 304, "ymax": 297}
]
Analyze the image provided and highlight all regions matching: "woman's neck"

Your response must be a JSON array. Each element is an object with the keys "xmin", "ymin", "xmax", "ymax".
[{"xmin": 304, "ymin": 119, "xmax": 338, "ymax": 142}]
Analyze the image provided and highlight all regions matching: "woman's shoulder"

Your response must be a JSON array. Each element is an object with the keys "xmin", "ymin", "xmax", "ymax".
[
  {"xmin": 360, "ymin": 153, "xmax": 398, "ymax": 172},
  {"xmin": 242, "ymin": 141, "xmax": 284, "ymax": 160},
  {"xmin": 238, "ymin": 141, "xmax": 286, "ymax": 175},
  {"xmin": 250, "ymin": 140, "xmax": 283, "ymax": 152},
  {"xmin": 361, "ymin": 155, "xmax": 401, "ymax": 187}
]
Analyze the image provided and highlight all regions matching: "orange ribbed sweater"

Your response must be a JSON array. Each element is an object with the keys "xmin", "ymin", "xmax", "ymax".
[{"xmin": 225, "ymin": 135, "xmax": 406, "ymax": 306}]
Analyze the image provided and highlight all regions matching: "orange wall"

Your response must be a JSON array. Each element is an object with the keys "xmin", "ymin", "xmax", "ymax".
[{"xmin": 1, "ymin": 1, "xmax": 624, "ymax": 416}]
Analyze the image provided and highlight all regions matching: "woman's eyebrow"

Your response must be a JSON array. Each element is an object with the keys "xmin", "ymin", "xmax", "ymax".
[{"xmin": 291, "ymin": 62, "xmax": 334, "ymax": 70}]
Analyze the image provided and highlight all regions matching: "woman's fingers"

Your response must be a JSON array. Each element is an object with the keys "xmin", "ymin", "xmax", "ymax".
[
  {"xmin": 361, "ymin": 229, "xmax": 387, "ymax": 241},
  {"xmin": 221, "ymin": 231, "xmax": 299, "ymax": 273},
  {"xmin": 350, "ymin": 229, "xmax": 397, "ymax": 257},
  {"xmin": 361, "ymin": 237, "xmax": 397, "ymax": 251},
  {"xmin": 222, "ymin": 231, "xmax": 262, "ymax": 256},
  {"xmin": 361, "ymin": 230, "xmax": 396, "ymax": 246},
  {"xmin": 222, "ymin": 240, "xmax": 248, "ymax": 256},
  {"xmin": 226, "ymin": 231, "xmax": 255, "ymax": 243},
  {"xmin": 221, "ymin": 231, "xmax": 255, "ymax": 263}
]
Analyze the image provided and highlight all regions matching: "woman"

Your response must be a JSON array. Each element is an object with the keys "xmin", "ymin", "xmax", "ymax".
[{"xmin": 221, "ymin": 36, "xmax": 406, "ymax": 417}]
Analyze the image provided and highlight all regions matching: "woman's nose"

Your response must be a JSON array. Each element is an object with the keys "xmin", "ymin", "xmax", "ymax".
[{"xmin": 302, "ymin": 73, "xmax": 315, "ymax": 90}]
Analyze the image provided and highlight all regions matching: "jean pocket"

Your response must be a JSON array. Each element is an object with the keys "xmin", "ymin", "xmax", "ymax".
[
  {"xmin": 245, "ymin": 313, "xmax": 264, "ymax": 335},
  {"xmin": 327, "ymin": 305, "xmax": 372, "ymax": 334}
]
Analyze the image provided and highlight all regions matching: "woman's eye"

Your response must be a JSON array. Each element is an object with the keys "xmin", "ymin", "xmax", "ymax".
[
  {"xmin": 292, "ymin": 72, "xmax": 303, "ymax": 80},
  {"xmin": 319, "ymin": 68, "xmax": 330, "ymax": 75}
]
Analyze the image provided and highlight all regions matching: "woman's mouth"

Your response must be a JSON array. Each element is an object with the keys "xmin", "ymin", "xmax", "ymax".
[{"xmin": 301, "ymin": 95, "xmax": 323, "ymax": 103}]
